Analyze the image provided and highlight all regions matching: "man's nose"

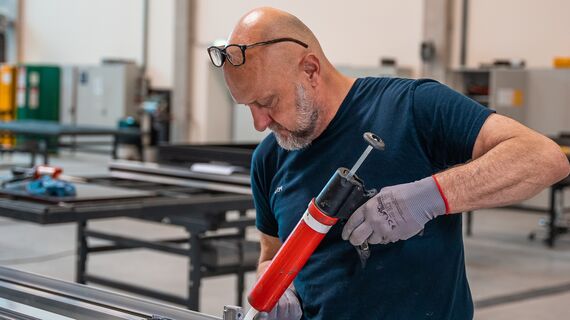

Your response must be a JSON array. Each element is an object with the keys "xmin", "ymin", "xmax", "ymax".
[{"xmin": 249, "ymin": 105, "xmax": 272, "ymax": 132}]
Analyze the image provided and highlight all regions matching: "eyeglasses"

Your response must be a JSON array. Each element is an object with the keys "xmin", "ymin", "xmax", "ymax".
[{"xmin": 207, "ymin": 37, "xmax": 308, "ymax": 68}]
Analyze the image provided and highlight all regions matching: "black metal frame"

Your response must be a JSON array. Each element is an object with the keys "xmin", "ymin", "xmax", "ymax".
[
  {"xmin": 76, "ymin": 211, "xmax": 257, "ymax": 310},
  {"xmin": 0, "ymin": 176, "xmax": 256, "ymax": 311},
  {"xmin": 0, "ymin": 140, "xmax": 41, "ymax": 167},
  {"xmin": 157, "ymin": 143, "xmax": 258, "ymax": 169}
]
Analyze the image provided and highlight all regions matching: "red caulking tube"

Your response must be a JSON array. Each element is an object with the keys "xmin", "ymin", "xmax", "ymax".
[{"xmin": 246, "ymin": 199, "xmax": 337, "ymax": 318}]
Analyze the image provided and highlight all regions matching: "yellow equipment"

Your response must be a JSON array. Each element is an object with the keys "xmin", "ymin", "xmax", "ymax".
[
  {"xmin": 554, "ymin": 57, "xmax": 570, "ymax": 69},
  {"xmin": 0, "ymin": 64, "xmax": 16, "ymax": 146}
]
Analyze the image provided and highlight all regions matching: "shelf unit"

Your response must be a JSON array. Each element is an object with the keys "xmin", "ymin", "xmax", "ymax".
[{"xmin": 448, "ymin": 67, "xmax": 527, "ymax": 124}]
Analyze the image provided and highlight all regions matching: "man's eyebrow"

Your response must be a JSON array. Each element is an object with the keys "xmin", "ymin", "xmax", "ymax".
[
  {"xmin": 240, "ymin": 94, "xmax": 273, "ymax": 106},
  {"xmin": 241, "ymin": 99, "xmax": 256, "ymax": 106},
  {"xmin": 230, "ymin": 95, "xmax": 250, "ymax": 105}
]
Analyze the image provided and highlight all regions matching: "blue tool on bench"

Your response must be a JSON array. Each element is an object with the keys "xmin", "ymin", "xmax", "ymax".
[{"xmin": 2, "ymin": 165, "xmax": 76, "ymax": 197}]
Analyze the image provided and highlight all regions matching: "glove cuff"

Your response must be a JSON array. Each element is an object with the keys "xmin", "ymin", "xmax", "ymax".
[
  {"xmin": 431, "ymin": 175, "xmax": 450, "ymax": 213},
  {"xmin": 288, "ymin": 283, "xmax": 297, "ymax": 295},
  {"xmin": 406, "ymin": 176, "xmax": 447, "ymax": 226}
]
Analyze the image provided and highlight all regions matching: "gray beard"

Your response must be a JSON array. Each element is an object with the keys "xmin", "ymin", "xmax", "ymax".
[{"xmin": 270, "ymin": 84, "xmax": 319, "ymax": 151}]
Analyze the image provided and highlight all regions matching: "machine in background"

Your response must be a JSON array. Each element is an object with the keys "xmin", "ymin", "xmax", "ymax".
[
  {"xmin": 60, "ymin": 61, "xmax": 140, "ymax": 128},
  {"xmin": 60, "ymin": 61, "xmax": 171, "ymax": 159}
]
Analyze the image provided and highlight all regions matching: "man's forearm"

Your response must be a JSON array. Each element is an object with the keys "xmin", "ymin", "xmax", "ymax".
[{"xmin": 436, "ymin": 135, "xmax": 569, "ymax": 213}]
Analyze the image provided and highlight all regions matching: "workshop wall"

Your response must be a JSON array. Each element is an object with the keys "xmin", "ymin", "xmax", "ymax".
[
  {"xmin": 195, "ymin": 0, "xmax": 424, "ymax": 70},
  {"xmin": 20, "ymin": 0, "xmax": 175, "ymax": 88},
  {"xmin": 17, "ymin": 0, "xmax": 570, "ymax": 142},
  {"xmin": 455, "ymin": 0, "xmax": 570, "ymax": 68}
]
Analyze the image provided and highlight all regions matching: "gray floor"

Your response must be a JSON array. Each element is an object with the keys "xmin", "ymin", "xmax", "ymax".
[{"xmin": 1, "ymin": 152, "xmax": 570, "ymax": 319}]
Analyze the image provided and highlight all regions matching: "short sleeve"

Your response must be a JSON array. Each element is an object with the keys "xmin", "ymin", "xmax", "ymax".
[
  {"xmin": 411, "ymin": 79, "xmax": 494, "ymax": 169},
  {"xmin": 251, "ymin": 147, "xmax": 279, "ymax": 237}
]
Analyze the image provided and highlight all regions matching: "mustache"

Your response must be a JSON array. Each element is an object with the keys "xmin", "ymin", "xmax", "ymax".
[{"xmin": 268, "ymin": 110, "xmax": 317, "ymax": 139}]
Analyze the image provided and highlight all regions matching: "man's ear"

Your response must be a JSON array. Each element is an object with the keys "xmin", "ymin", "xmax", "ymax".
[{"xmin": 300, "ymin": 54, "xmax": 320, "ymax": 87}]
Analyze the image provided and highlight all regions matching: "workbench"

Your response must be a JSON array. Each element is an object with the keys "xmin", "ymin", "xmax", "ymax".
[
  {"xmin": 0, "ymin": 143, "xmax": 259, "ymax": 311},
  {"xmin": 0, "ymin": 119, "xmax": 143, "ymax": 164}
]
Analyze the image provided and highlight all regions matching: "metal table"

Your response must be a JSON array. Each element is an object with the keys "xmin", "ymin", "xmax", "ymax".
[
  {"xmin": 0, "ymin": 120, "xmax": 143, "ymax": 164},
  {"xmin": 0, "ymin": 142, "xmax": 260, "ymax": 311},
  {"xmin": 0, "ymin": 266, "xmax": 245, "ymax": 320}
]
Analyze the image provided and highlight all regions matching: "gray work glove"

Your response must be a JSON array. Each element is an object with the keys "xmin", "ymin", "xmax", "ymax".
[
  {"xmin": 342, "ymin": 176, "xmax": 447, "ymax": 245},
  {"xmin": 257, "ymin": 286, "xmax": 302, "ymax": 320}
]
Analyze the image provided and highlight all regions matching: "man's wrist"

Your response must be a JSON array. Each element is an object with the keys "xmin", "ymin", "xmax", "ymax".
[
  {"xmin": 432, "ymin": 175, "xmax": 450, "ymax": 213},
  {"xmin": 257, "ymin": 260, "xmax": 272, "ymax": 279}
]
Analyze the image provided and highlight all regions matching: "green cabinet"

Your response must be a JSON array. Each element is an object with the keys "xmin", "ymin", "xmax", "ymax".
[
  {"xmin": 15, "ymin": 65, "xmax": 61, "ymax": 150},
  {"xmin": 16, "ymin": 65, "xmax": 60, "ymax": 121}
]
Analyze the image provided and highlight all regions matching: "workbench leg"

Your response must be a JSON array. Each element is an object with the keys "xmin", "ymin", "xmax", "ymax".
[
  {"xmin": 237, "ymin": 257, "xmax": 245, "ymax": 306},
  {"xmin": 39, "ymin": 139, "xmax": 49, "ymax": 165},
  {"xmin": 137, "ymin": 142, "xmax": 144, "ymax": 162},
  {"xmin": 465, "ymin": 211, "xmax": 473, "ymax": 237},
  {"xmin": 26, "ymin": 140, "xmax": 38, "ymax": 167},
  {"xmin": 112, "ymin": 137, "xmax": 119, "ymax": 160},
  {"xmin": 547, "ymin": 186, "xmax": 562, "ymax": 248},
  {"xmin": 236, "ymin": 210, "xmax": 246, "ymax": 306},
  {"xmin": 29, "ymin": 147, "xmax": 37, "ymax": 168},
  {"xmin": 188, "ymin": 232, "xmax": 202, "ymax": 311},
  {"xmin": 76, "ymin": 219, "xmax": 88, "ymax": 284}
]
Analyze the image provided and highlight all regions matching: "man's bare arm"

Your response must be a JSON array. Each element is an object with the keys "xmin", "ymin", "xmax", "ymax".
[
  {"xmin": 257, "ymin": 233, "xmax": 282, "ymax": 277},
  {"xmin": 436, "ymin": 114, "xmax": 570, "ymax": 213}
]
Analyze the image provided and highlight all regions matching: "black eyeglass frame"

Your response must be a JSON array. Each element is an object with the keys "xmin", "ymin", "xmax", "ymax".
[{"xmin": 207, "ymin": 37, "xmax": 309, "ymax": 67}]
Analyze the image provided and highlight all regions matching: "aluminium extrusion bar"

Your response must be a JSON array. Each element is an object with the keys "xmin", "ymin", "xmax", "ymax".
[
  {"xmin": 108, "ymin": 160, "xmax": 251, "ymax": 186},
  {"xmin": 83, "ymin": 275, "xmax": 189, "ymax": 307},
  {"xmin": 109, "ymin": 170, "xmax": 252, "ymax": 195},
  {"xmin": 0, "ymin": 267, "xmax": 221, "ymax": 320}
]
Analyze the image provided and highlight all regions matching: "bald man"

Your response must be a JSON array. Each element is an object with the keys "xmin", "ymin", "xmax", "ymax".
[{"xmin": 207, "ymin": 7, "xmax": 570, "ymax": 320}]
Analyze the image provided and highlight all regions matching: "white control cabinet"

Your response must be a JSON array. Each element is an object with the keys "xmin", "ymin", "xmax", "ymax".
[{"xmin": 60, "ymin": 63, "xmax": 140, "ymax": 127}]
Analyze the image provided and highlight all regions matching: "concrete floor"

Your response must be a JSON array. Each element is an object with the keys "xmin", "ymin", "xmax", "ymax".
[{"xmin": 1, "ymin": 152, "xmax": 570, "ymax": 319}]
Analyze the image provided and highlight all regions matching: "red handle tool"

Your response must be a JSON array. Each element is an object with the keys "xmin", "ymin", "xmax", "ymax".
[
  {"xmin": 33, "ymin": 165, "xmax": 63, "ymax": 179},
  {"xmin": 248, "ymin": 199, "xmax": 338, "ymax": 312}
]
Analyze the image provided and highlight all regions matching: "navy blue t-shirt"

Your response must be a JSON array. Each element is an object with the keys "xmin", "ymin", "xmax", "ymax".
[{"xmin": 251, "ymin": 78, "xmax": 493, "ymax": 320}]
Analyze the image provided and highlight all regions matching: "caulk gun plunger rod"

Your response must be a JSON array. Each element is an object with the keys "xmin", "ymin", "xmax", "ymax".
[{"xmin": 347, "ymin": 145, "xmax": 373, "ymax": 180}]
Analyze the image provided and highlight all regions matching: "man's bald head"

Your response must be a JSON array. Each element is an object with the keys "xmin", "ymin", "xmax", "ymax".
[
  {"xmin": 225, "ymin": 7, "xmax": 327, "ymax": 73},
  {"xmin": 230, "ymin": 7, "xmax": 321, "ymax": 53}
]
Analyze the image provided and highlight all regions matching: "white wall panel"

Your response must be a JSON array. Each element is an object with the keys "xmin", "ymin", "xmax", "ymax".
[{"xmin": 21, "ymin": 0, "xmax": 174, "ymax": 87}]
